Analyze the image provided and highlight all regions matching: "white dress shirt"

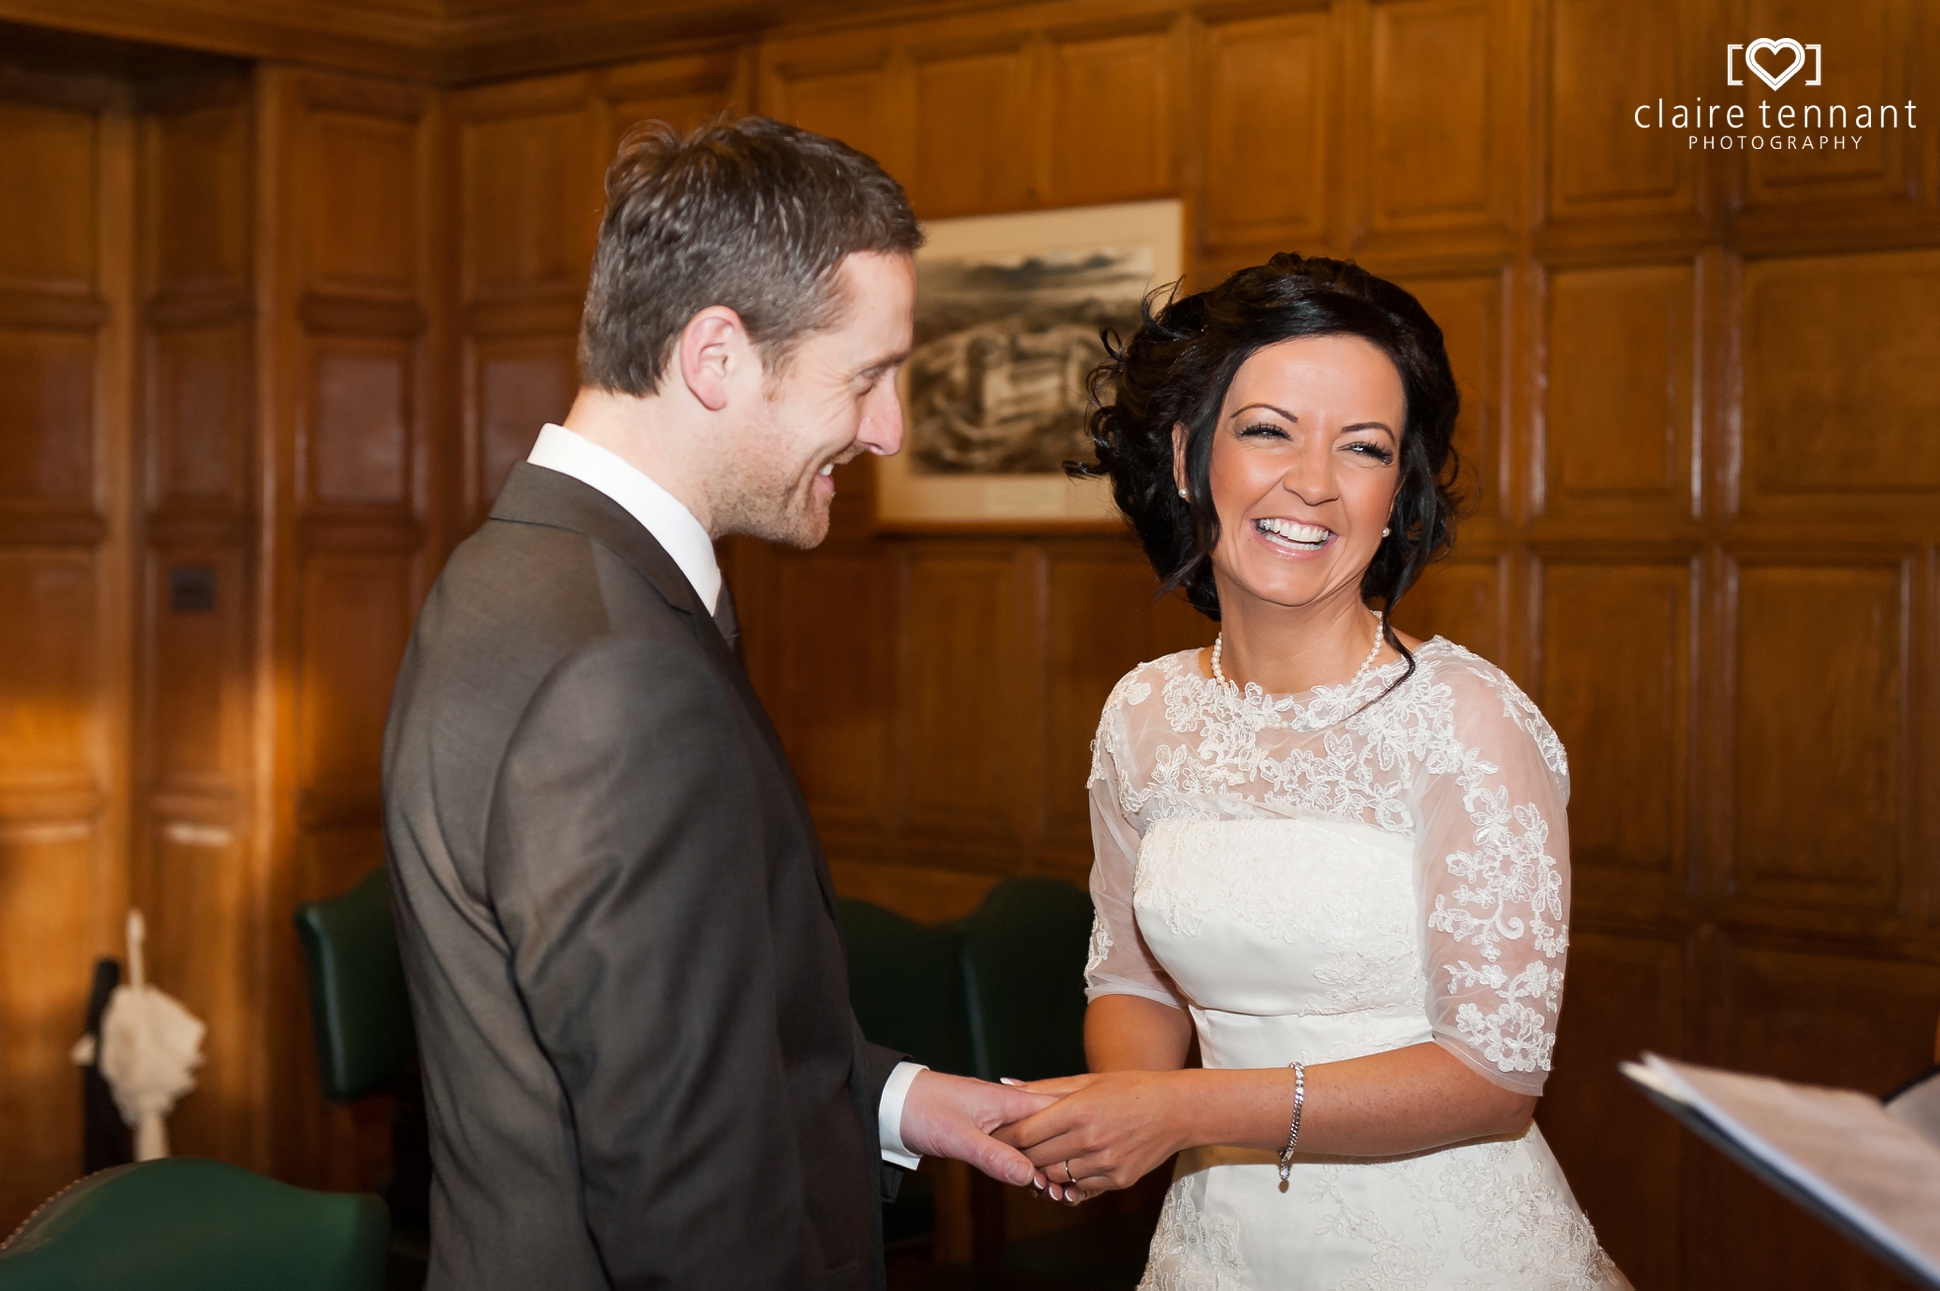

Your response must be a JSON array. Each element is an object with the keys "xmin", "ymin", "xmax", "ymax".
[{"xmin": 527, "ymin": 423, "xmax": 926, "ymax": 1169}]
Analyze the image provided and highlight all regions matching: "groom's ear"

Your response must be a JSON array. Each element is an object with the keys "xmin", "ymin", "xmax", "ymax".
[{"xmin": 675, "ymin": 306, "xmax": 750, "ymax": 413}]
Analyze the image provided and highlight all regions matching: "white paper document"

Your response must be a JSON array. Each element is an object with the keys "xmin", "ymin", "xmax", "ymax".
[{"xmin": 1621, "ymin": 1052, "xmax": 1940, "ymax": 1287}]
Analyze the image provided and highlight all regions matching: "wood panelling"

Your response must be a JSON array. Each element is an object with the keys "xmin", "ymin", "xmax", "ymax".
[
  {"xmin": 1404, "ymin": 272, "xmax": 1504, "ymax": 515},
  {"xmin": 1541, "ymin": 561, "xmax": 1692, "ymax": 886},
  {"xmin": 0, "ymin": 63, "xmax": 132, "ymax": 1225},
  {"xmin": 1, "ymin": 0, "xmax": 1936, "ymax": 1279},
  {"xmin": 0, "ymin": 331, "xmax": 95, "ymax": 505},
  {"xmin": 1544, "ymin": 262, "xmax": 1694, "ymax": 515},
  {"xmin": 1367, "ymin": 0, "xmax": 1501, "ymax": 233},
  {"xmin": 1697, "ymin": 944, "xmax": 1940, "ymax": 1288},
  {"xmin": 1391, "ymin": 556, "xmax": 1506, "ymax": 666},
  {"xmin": 131, "ymin": 71, "xmax": 258, "ymax": 1188},
  {"xmin": 0, "ymin": 553, "xmax": 100, "ymax": 784},
  {"xmin": 307, "ymin": 337, "xmax": 412, "ymax": 506},
  {"xmin": 146, "ymin": 322, "xmax": 250, "ymax": 510},
  {"xmin": 765, "ymin": 550, "xmax": 893, "ymax": 833},
  {"xmin": 1044, "ymin": 23, "xmax": 1176, "ymax": 207},
  {"xmin": 1739, "ymin": 0, "xmax": 1913, "ymax": 209},
  {"xmin": 1732, "ymin": 560, "xmax": 1907, "ymax": 909},
  {"xmin": 1545, "ymin": 0, "xmax": 1694, "ymax": 220},
  {"xmin": 1201, "ymin": 10, "xmax": 1330, "ymax": 248},
  {"xmin": 1741, "ymin": 250, "xmax": 1940, "ymax": 503},
  {"xmin": 0, "ymin": 97, "xmax": 99, "ymax": 290},
  {"xmin": 911, "ymin": 41, "xmax": 1034, "ymax": 217},
  {"xmin": 261, "ymin": 63, "xmax": 444, "ymax": 1189},
  {"xmin": 297, "ymin": 554, "xmax": 414, "ymax": 793},
  {"xmin": 1536, "ymin": 931, "xmax": 1686, "ymax": 1289},
  {"xmin": 900, "ymin": 550, "xmax": 1024, "ymax": 844},
  {"xmin": 0, "ymin": 827, "xmax": 96, "ymax": 1221}
]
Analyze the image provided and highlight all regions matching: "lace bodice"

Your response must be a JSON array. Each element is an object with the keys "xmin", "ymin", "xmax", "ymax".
[{"xmin": 1085, "ymin": 638, "xmax": 1572, "ymax": 1096}]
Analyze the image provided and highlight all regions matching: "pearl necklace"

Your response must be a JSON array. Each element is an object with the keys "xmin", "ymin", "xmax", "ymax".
[{"xmin": 1211, "ymin": 618, "xmax": 1386, "ymax": 693}]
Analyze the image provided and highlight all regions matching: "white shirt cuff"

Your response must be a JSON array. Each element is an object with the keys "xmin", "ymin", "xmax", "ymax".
[{"xmin": 877, "ymin": 1061, "xmax": 926, "ymax": 1169}]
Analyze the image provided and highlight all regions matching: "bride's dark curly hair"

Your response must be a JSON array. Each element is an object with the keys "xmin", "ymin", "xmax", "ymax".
[{"xmin": 1069, "ymin": 252, "xmax": 1463, "ymax": 690}]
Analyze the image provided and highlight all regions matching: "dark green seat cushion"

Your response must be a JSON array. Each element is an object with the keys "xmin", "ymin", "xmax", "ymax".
[
  {"xmin": 294, "ymin": 867, "xmax": 414, "ymax": 1102},
  {"xmin": 955, "ymin": 877, "xmax": 1093, "ymax": 1083},
  {"xmin": 839, "ymin": 897, "xmax": 974, "ymax": 1077},
  {"xmin": 0, "ymin": 1157, "xmax": 389, "ymax": 1291}
]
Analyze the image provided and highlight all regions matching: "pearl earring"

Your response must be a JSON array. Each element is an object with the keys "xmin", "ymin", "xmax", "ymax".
[
  {"xmin": 1178, "ymin": 487, "xmax": 1189, "ymax": 499},
  {"xmin": 1381, "ymin": 526, "xmax": 1391, "ymax": 537}
]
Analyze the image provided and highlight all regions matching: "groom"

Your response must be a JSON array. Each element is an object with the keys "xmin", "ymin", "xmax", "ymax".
[{"xmin": 382, "ymin": 116, "xmax": 1050, "ymax": 1290}]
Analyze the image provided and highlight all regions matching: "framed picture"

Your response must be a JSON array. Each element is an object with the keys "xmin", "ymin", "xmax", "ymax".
[{"xmin": 877, "ymin": 198, "xmax": 1185, "ymax": 528}]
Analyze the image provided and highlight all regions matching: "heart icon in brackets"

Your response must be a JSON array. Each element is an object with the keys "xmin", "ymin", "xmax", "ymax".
[{"xmin": 1745, "ymin": 38, "xmax": 1807, "ymax": 91}]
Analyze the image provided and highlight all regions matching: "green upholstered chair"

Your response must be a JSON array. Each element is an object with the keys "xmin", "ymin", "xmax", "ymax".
[
  {"xmin": 955, "ymin": 877, "xmax": 1093, "ymax": 1084},
  {"xmin": 840, "ymin": 897, "xmax": 975, "ymax": 1078},
  {"xmin": 294, "ymin": 868, "xmax": 428, "ymax": 1290},
  {"xmin": 0, "ymin": 1157, "xmax": 388, "ymax": 1291},
  {"xmin": 954, "ymin": 877, "xmax": 1157, "ymax": 1288},
  {"xmin": 294, "ymin": 868, "xmax": 414, "ymax": 1103},
  {"xmin": 839, "ymin": 897, "xmax": 978, "ymax": 1255}
]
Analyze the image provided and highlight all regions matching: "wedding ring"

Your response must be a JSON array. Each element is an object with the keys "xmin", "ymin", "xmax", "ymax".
[{"xmin": 1062, "ymin": 1160, "xmax": 1075, "ymax": 1184}]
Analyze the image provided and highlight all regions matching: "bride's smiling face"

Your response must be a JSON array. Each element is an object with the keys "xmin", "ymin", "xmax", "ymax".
[{"xmin": 1177, "ymin": 334, "xmax": 1406, "ymax": 614}]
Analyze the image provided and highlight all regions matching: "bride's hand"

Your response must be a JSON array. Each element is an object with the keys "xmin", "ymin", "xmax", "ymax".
[{"xmin": 994, "ymin": 1071, "xmax": 1185, "ymax": 1198}]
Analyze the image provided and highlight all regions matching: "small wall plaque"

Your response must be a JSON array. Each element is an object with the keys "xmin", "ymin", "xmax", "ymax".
[{"xmin": 168, "ymin": 566, "xmax": 216, "ymax": 614}]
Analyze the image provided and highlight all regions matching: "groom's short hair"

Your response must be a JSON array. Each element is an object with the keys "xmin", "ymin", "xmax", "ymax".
[{"xmin": 578, "ymin": 114, "xmax": 922, "ymax": 396}]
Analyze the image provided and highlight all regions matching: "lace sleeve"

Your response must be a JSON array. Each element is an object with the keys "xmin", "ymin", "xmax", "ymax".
[
  {"xmin": 1415, "ymin": 666, "xmax": 1572, "ymax": 1096},
  {"xmin": 1084, "ymin": 713, "xmax": 1184, "ymax": 1010}
]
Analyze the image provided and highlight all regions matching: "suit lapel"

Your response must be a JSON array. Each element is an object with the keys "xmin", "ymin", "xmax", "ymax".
[{"xmin": 490, "ymin": 463, "xmax": 842, "ymax": 921}]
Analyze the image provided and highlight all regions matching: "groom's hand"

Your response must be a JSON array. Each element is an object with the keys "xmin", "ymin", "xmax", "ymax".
[{"xmin": 898, "ymin": 1070, "xmax": 1057, "ymax": 1188}]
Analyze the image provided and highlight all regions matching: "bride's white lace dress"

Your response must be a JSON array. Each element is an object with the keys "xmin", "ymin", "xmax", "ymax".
[{"xmin": 1085, "ymin": 638, "xmax": 1629, "ymax": 1290}]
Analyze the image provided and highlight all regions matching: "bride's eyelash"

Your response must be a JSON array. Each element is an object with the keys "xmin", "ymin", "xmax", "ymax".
[
  {"xmin": 1347, "ymin": 441, "xmax": 1396, "ymax": 466},
  {"xmin": 1238, "ymin": 421, "xmax": 1288, "ymax": 439}
]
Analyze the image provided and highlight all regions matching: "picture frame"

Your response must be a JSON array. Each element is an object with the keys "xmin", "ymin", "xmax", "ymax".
[{"xmin": 876, "ymin": 198, "xmax": 1186, "ymax": 529}]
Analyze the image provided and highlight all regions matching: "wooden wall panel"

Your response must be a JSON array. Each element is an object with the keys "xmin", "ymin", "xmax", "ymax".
[
  {"xmin": 307, "ymin": 337, "xmax": 413, "ymax": 507},
  {"xmin": 261, "ymin": 64, "xmax": 444, "ymax": 1189},
  {"xmin": 0, "ymin": 97, "xmax": 98, "ymax": 290},
  {"xmin": 1541, "ymin": 561, "xmax": 1692, "ymax": 890},
  {"xmin": 1546, "ymin": 0, "xmax": 1694, "ymax": 220},
  {"xmin": 468, "ymin": 335, "xmax": 574, "ymax": 508},
  {"xmin": 1536, "ymin": 931, "xmax": 1686, "ymax": 1289},
  {"xmin": 1741, "ymin": 250, "xmax": 1940, "ymax": 504},
  {"xmin": 910, "ymin": 41, "xmax": 1033, "ymax": 217},
  {"xmin": 1201, "ymin": 10, "xmax": 1330, "ymax": 250},
  {"xmin": 1740, "ymin": 0, "xmax": 1913, "ymax": 210},
  {"xmin": 764, "ymin": 550, "xmax": 895, "ymax": 835},
  {"xmin": 760, "ymin": 46, "xmax": 897, "ymax": 163},
  {"xmin": 1391, "ymin": 556, "xmax": 1506, "ymax": 663},
  {"xmin": 1544, "ymin": 263, "xmax": 1694, "ymax": 516},
  {"xmin": 1403, "ymin": 273, "xmax": 1503, "ymax": 515},
  {"xmin": 147, "ymin": 323, "xmax": 251, "ymax": 510},
  {"xmin": 1367, "ymin": 0, "xmax": 1501, "ymax": 233},
  {"xmin": 1696, "ymin": 945, "xmax": 1940, "ymax": 1288},
  {"xmin": 0, "ymin": 64, "xmax": 132, "ymax": 1225},
  {"xmin": 0, "ymin": 827, "xmax": 95, "ymax": 1222},
  {"xmin": 899, "ymin": 550, "xmax": 1023, "ymax": 845},
  {"xmin": 0, "ymin": 553, "xmax": 100, "ymax": 786},
  {"xmin": 133, "ymin": 73, "xmax": 257, "ymax": 1179},
  {"xmin": 1732, "ymin": 561, "xmax": 1907, "ymax": 912},
  {"xmin": 1044, "ymin": 23, "xmax": 1175, "ymax": 207}
]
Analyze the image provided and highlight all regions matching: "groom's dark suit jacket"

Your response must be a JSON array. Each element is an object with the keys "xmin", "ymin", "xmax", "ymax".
[{"xmin": 382, "ymin": 462, "xmax": 905, "ymax": 1290}]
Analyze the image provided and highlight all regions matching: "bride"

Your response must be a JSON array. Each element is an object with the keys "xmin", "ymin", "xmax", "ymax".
[{"xmin": 1001, "ymin": 253, "xmax": 1629, "ymax": 1289}]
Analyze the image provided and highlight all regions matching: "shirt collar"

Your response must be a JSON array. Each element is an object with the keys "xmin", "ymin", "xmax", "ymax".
[{"xmin": 526, "ymin": 423, "xmax": 721, "ymax": 614}]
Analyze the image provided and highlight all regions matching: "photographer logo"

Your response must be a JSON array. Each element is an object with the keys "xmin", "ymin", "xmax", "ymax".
[{"xmin": 1729, "ymin": 39, "xmax": 1819, "ymax": 91}]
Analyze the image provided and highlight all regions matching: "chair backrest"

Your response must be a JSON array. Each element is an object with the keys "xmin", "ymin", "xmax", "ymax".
[
  {"xmin": 839, "ymin": 898, "xmax": 974, "ymax": 1077},
  {"xmin": 294, "ymin": 867, "xmax": 414, "ymax": 1102},
  {"xmin": 0, "ymin": 1157, "xmax": 389, "ymax": 1291},
  {"xmin": 955, "ymin": 877, "xmax": 1093, "ymax": 1083}
]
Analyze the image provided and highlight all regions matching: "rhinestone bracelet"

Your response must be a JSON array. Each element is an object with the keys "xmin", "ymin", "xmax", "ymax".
[{"xmin": 1277, "ymin": 1061, "xmax": 1306, "ymax": 1183}]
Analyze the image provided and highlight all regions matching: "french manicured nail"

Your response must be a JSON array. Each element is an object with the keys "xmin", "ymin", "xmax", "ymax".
[{"xmin": 1000, "ymin": 1077, "xmax": 1022, "ymax": 1085}]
